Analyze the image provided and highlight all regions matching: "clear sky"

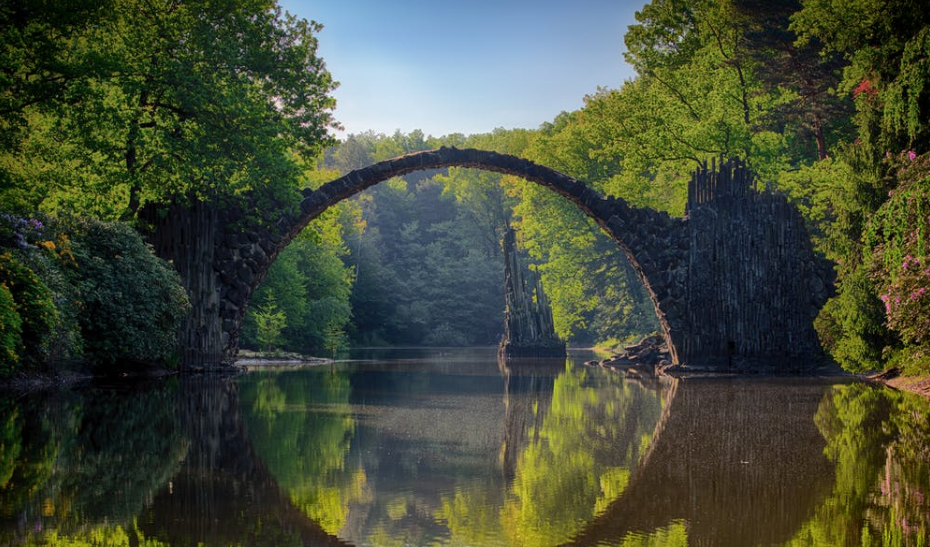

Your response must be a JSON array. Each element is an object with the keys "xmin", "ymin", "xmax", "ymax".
[{"xmin": 278, "ymin": 0, "xmax": 644, "ymax": 138}]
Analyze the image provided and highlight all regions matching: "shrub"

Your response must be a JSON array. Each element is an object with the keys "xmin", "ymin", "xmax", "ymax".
[
  {"xmin": 0, "ymin": 283, "xmax": 22, "ymax": 374},
  {"xmin": 0, "ymin": 253, "xmax": 58, "ymax": 370},
  {"xmin": 866, "ymin": 152, "xmax": 930, "ymax": 346},
  {"xmin": 66, "ymin": 219, "xmax": 190, "ymax": 371},
  {"xmin": 0, "ymin": 212, "xmax": 83, "ymax": 367},
  {"xmin": 15, "ymin": 247, "xmax": 83, "ymax": 364},
  {"xmin": 815, "ymin": 266, "xmax": 896, "ymax": 372}
]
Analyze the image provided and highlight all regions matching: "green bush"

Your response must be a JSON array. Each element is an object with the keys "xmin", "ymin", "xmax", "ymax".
[
  {"xmin": 0, "ymin": 253, "xmax": 58, "ymax": 371},
  {"xmin": 0, "ymin": 283, "xmax": 22, "ymax": 374},
  {"xmin": 815, "ymin": 266, "xmax": 897, "ymax": 372},
  {"xmin": 67, "ymin": 219, "xmax": 190, "ymax": 371},
  {"xmin": 0, "ymin": 213, "xmax": 84, "ymax": 366},
  {"xmin": 16, "ymin": 247, "xmax": 83, "ymax": 364}
]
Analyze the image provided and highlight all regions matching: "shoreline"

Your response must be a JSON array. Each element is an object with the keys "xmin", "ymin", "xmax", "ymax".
[{"xmin": 867, "ymin": 369, "xmax": 930, "ymax": 399}]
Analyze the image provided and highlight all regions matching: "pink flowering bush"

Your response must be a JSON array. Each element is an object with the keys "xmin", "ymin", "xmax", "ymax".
[
  {"xmin": 877, "ymin": 253, "xmax": 930, "ymax": 344},
  {"xmin": 868, "ymin": 152, "xmax": 930, "ymax": 346}
]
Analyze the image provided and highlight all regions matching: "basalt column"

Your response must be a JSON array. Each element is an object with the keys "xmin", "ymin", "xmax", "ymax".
[
  {"xmin": 142, "ymin": 199, "xmax": 226, "ymax": 368},
  {"xmin": 499, "ymin": 226, "xmax": 566, "ymax": 359},
  {"xmin": 680, "ymin": 158, "xmax": 833, "ymax": 371}
]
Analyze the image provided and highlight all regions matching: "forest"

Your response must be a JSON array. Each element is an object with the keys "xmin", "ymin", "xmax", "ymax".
[{"xmin": 2, "ymin": 0, "xmax": 930, "ymax": 377}]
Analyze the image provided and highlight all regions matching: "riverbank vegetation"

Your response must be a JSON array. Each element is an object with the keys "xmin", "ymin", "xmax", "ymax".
[{"xmin": 2, "ymin": 0, "xmax": 930, "ymax": 377}]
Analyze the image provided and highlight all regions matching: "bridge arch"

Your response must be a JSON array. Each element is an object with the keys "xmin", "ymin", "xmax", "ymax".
[
  {"xmin": 262, "ymin": 147, "xmax": 684, "ymax": 363},
  {"xmin": 148, "ymin": 147, "xmax": 831, "ymax": 370}
]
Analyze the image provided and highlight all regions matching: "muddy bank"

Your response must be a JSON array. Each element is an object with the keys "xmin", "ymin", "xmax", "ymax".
[{"xmin": 868, "ymin": 369, "xmax": 930, "ymax": 399}]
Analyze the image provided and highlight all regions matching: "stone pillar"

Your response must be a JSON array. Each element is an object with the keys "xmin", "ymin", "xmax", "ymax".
[
  {"xmin": 499, "ymin": 226, "xmax": 566, "ymax": 359},
  {"xmin": 142, "ymin": 199, "xmax": 226, "ymax": 368}
]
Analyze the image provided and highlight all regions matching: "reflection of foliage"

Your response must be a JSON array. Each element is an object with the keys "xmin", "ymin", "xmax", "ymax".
[
  {"xmin": 429, "ymin": 366, "xmax": 664, "ymax": 547},
  {"xmin": 616, "ymin": 521, "xmax": 689, "ymax": 547},
  {"xmin": 786, "ymin": 383, "xmax": 930, "ymax": 546},
  {"xmin": 18, "ymin": 521, "xmax": 169, "ymax": 546},
  {"xmin": 1, "ymin": 384, "xmax": 187, "ymax": 539},
  {"xmin": 500, "ymin": 367, "xmax": 663, "ymax": 547},
  {"xmin": 434, "ymin": 486, "xmax": 503, "ymax": 545},
  {"xmin": 240, "ymin": 369, "xmax": 366, "ymax": 535},
  {"xmin": 0, "ymin": 397, "xmax": 59, "ymax": 521},
  {"xmin": 51, "ymin": 384, "xmax": 187, "ymax": 525},
  {"xmin": 0, "ymin": 405, "xmax": 19, "ymax": 487}
]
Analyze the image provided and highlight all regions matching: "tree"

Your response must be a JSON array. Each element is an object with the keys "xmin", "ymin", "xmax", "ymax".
[
  {"xmin": 324, "ymin": 322, "xmax": 348, "ymax": 359},
  {"xmin": 792, "ymin": 0, "xmax": 930, "ymax": 155},
  {"xmin": 1, "ymin": 0, "xmax": 338, "ymax": 219},
  {"xmin": 733, "ymin": 0, "xmax": 852, "ymax": 161},
  {"xmin": 254, "ymin": 297, "xmax": 286, "ymax": 353}
]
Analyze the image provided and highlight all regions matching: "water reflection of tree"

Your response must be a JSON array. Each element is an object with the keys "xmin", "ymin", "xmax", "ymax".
[
  {"xmin": 498, "ymin": 364, "xmax": 665, "ymax": 547},
  {"xmin": 0, "ymin": 396, "xmax": 60, "ymax": 523},
  {"xmin": 239, "ymin": 368, "xmax": 368, "ymax": 535},
  {"xmin": 0, "ymin": 382, "xmax": 187, "ymax": 544},
  {"xmin": 786, "ymin": 383, "xmax": 930, "ymax": 546},
  {"xmin": 565, "ymin": 379, "xmax": 839, "ymax": 547},
  {"xmin": 429, "ymin": 362, "xmax": 665, "ymax": 547}
]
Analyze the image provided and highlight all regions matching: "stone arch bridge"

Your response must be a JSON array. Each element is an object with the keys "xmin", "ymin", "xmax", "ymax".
[{"xmin": 144, "ymin": 148, "xmax": 832, "ymax": 371}]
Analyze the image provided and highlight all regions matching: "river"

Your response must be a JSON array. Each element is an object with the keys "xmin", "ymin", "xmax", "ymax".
[{"xmin": 0, "ymin": 348, "xmax": 928, "ymax": 546}]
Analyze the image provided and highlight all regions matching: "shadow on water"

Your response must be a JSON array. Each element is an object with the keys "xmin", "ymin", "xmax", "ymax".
[{"xmin": 1, "ymin": 351, "xmax": 928, "ymax": 546}]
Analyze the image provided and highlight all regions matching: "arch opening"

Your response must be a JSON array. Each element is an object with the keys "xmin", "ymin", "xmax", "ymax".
[{"xmin": 231, "ymin": 148, "xmax": 683, "ymax": 365}]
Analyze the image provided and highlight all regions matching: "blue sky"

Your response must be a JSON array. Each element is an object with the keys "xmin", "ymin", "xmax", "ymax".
[{"xmin": 278, "ymin": 0, "xmax": 644, "ymax": 138}]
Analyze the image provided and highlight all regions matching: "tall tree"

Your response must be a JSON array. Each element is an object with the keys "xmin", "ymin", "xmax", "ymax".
[{"xmin": 1, "ymin": 0, "xmax": 338, "ymax": 219}]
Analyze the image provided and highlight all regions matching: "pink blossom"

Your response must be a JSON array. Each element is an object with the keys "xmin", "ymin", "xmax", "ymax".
[{"xmin": 908, "ymin": 150, "xmax": 917, "ymax": 161}]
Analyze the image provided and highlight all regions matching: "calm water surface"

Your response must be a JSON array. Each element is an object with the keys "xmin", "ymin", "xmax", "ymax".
[{"xmin": 1, "ymin": 347, "xmax": 928, "ymax": 546}]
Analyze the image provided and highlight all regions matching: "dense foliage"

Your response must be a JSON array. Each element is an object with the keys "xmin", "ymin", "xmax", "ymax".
[
  {"xmin": 0, "ymin": 0, "xmax": 336, "ymax": 372},
  {"xmin": 65, "ymin": 219, "xmax": 190, "ymax": 371},
  {"xmin": 0, "ymin": 214, "xmax": 189, "ymax": 375},
  {"xmin": 0, "ymin": 283, "xmax": 21, "ymax": 372},
  {"xmin": 0, "ymin": 0, "xmax": 337, "ymax": 219},
  {"xmin": 241, "ymin": 209, "xmax": 355, "ymax": 353}
]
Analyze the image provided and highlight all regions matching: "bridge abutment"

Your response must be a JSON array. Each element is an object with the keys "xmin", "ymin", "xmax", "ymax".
[
  {"xmin": 143, "ymin": 199, "xmax": 228, "ymax": 367},
  {"xmin": 678, "ymin": 159, "xmax": 833, "ymax": 371}
]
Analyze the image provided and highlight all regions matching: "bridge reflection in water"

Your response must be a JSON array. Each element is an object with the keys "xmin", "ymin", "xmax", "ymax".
[{"xmin": 2, "ymin": 352, "xmax": 928, "ymax": 546}]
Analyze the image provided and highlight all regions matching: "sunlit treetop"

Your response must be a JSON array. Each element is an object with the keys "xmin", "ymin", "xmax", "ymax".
[{"xmin": 0, "ymin": 0, "xmax": 338, "ymax": 219}]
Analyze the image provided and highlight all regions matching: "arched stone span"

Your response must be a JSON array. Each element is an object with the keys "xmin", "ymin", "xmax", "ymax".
[
  {"xmin": 148, "ymin": 147, "xmax": 831, "ymax": 370},
  {"xmin": 219, "ymin": 147, "xmax": 687, "ymax": 365}
]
